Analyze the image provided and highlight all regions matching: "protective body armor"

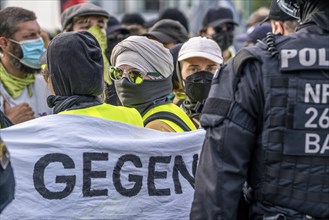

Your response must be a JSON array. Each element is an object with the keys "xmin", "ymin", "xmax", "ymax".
[{"xmin": 246, "ymin": 33, "xmax": 329, "ymax": 217}]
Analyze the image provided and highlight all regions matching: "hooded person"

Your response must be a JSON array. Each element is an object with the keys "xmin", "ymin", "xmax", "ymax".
[
  {"xmin": 200, "ymin": 7, "xmax": 238, "ymax": 63},
  {"xmin": 110, "ymin": 36, "xmax": 196, "ymax": 132},
  {"xmin": 45, "ymin": 31, "xmax": 143, "ymax": 127}
]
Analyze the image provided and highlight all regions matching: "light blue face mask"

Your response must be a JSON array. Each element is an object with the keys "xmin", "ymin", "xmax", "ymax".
[{"xmin": 9, "ymin": 37, "xmax": 46, "ymax": 69}]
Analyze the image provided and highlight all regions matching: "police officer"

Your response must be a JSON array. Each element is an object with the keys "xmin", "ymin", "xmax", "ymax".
[
  {"xmin": 190, "ymin": 0, "xmax": 329, "ymax": 219},
  {"xmin": 0, "ymin": 137, "xmax": 15, "ymax": 213}
]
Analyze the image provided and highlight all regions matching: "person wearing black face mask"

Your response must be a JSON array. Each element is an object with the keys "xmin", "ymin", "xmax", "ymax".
[
  {"xmin": 177, "ymin": 37, "xmax": 223, "ymax": 128},
  {"xmin": 111, "ymin": 36, "xmax": 196, "ymax": 132},
  {"xmin": 200, "ymin": 7, "xmax": 238, "ymax": 63}
]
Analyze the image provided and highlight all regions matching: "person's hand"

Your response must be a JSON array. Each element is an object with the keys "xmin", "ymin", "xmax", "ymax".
[{"xmin": 4, "ymin": 101, "xmax": 35, "ymax": 124}]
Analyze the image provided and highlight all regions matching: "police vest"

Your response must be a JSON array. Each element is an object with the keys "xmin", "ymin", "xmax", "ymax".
[
  {"xmin": 59, "ymin": 103, "xmax": 143, "ymax": 127},
  {"xmin": 244, "ymin": 33, "xmax": 329, "ymax": 217},
  {"xmin": 143, "ymin": 103, "xmax": 197, "ymax": 132}
]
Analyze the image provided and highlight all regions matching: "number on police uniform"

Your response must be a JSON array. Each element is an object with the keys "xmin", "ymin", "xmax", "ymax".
[{"xmin": 305, "ymin": 107, "xmax": 329, "ymax": 129}]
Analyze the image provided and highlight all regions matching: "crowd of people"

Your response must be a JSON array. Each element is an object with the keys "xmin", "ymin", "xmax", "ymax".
[{"xmin": 1, "ymin": 0, "xmax": 328, "ymax": 219}]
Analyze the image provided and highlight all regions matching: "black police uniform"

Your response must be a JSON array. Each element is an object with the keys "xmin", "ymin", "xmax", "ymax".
[
  {"xmin": 0, "ymin": 137, "xmax": 15, "ymax": 213},
  {"xmin": 190, "ymin": 11, "xmax": 329, "ymax": 220}
]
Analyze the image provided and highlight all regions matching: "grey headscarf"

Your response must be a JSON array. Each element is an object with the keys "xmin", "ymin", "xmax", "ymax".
[{"xmin": 110, "ymin": 36, "xmax": 173, "ymax": 78}]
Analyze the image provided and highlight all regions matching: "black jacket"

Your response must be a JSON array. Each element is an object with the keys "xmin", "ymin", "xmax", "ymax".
[{"xmin": 190, "ymin": 16, "xmax": 329, "ymax": 220}]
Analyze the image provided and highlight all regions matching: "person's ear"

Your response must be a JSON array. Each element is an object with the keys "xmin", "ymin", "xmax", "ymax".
[
  {"xmin": 271, "ymin": 21, "xmax": 284, "ymax": 35},
  {"xmin": 0, "ymin": 37, "xmax": 9, "ymax": 49}
]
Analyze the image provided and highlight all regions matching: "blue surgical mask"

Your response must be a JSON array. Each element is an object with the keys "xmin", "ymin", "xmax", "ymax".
[{"xmin": 9, "ymin": 37, "xmax": 45, "ymax": 69}]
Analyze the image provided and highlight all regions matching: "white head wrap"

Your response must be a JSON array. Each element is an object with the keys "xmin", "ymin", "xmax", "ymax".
[{"xmin": 110, "ymin": 36, "xmax": 174, "ymax": 79}]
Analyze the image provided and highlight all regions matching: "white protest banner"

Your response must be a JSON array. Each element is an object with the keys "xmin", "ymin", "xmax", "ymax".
[{"xmin": 0, "ymin": 114, "xmax": 205, "ymax": 220}]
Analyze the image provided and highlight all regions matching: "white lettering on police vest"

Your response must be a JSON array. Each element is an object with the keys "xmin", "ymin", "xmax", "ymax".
[
  {"xmin": 304, "ymin": 83, "xmax": 329, "ymax": 103},
  {"xmin": 300, "ymin": 48, "xmax": 316, "ymax": 66},
  {"xmin": 305, "ymin": 133, "xmax": 329, "ymax": 154},
  {"xmin": 281, "ymin": 48, "xmax": 329, "ymax": 68}
]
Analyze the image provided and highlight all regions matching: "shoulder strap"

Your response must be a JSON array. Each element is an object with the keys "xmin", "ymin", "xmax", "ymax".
[
  {"xmin": 232, "ymin": 49, "xmax": 260, "ymax": 93},
  {"xmin": 232, "ymin": 49, "xmax": 262, "ymax": 132},
  {"xmin": 144, "ymin": 111, "xmax": 192, "ymax": 132},
  {"xmin": 232, "ymin": 49, "xmax": 258, "ymax": 76}
]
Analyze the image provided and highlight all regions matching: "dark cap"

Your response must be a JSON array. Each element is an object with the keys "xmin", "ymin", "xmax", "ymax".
[
  {"xmin": 246, "ymin": 23, "xmax": 272, "ymax": 44},
  {"xmin": 61, "ymin": 3, "xmax": 110, "ymax": 31},
  {"xmin": 202, "ymin": 7, "xmax": 238, "ymax": 27},
  {"xmin": 264, "ymin": 0, "xmax": 298, "ymax": 22},
  {"xmin": 107, "ymin": 15, "xmax": 127, "ymax": 34},
  {"xmin": 144, "ymin": 19, "xmax": 189, "ymax": 44},
  {"xmin": 159, "ymin": 8, "xmax": 189, "ymax": 32},
  {"xmin": 47, "ymin": 31, "xmax": 104, "ymax": 97},
  {"xmin": 121, "ymin": 13, "xmax": 145, "ymax": 26}
]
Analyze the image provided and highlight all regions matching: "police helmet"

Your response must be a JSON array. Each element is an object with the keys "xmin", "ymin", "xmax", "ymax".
[{"xmin": 276, "ymin": 0, "xmax": 305, "ymax": 19}]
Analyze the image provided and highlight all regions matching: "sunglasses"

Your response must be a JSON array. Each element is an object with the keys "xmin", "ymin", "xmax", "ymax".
[
  {"xmin": 109, "ymin": 66, "xmax": 147, "ymax": 84},
  {"xmin": 109, "ymin": 67, "xmax": 163, "ymax": 83}
]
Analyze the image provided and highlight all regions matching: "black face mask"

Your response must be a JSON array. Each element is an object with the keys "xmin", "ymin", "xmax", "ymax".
[
  {"xmin": 183, "ymin": 71, "xmax": 213, "ymax": 104},
  {"xmin": 212, "ymin": 31, "xmax": 234, "ymax": 51},
  {"xmin": 114, "ymin": 76, "xmax": 172, "ymax": 114}
]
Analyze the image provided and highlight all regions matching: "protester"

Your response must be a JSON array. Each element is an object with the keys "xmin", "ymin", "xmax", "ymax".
[
  {"xmin": 144, "ymin": 19, "xmax": 189, "ymax": 49},
  {"xmin": 44, "ymin": 31, "xmax": 143, "ymax": 127},
  {"xmin": 158, "ymin": 8, "xmax": 189, "ymax": 33},
  {"xmin": 0, "ymin": 136, "xmax": 15, "ymax": 214},
  {"xmin": 235, "ymin": 6, "xmax": 270, "ymax": 51},
  {"xmin": 191, "ymin": 0, "xmax": 329, "ymax": 219},
  {"xmin": 0, "ymin": 7, "xmax": 52, "ymax": 124},
  {"xmin": 121, "ymin": 13, "xmax": 146, "ymax": 35},
  {"xmin": 246, "ymin": 7, "xmax": 269, "ymax": 28},
  {"xmin": 177, "ymin": 37, "xmax": 223, "ymax": 128},
  {"xmin": 61, "ymin": 2, "xmax": 111, "ymax": 100},
  {"xmin": 265, "ymin": 0, "xmax": 299, "ymax": 35},
  {"xmin": 61, "ymin": 3, "xmax": 109, "ymax": 33},
  {"xmin": 110, "ymin": 36, "xmax": 196, "ymax": 132},
  {"xmin": 200, "ymin": 7, "xmax": 238, "ymax": 63},
  {"xmin": 146, "ymin": 8, "xmax": 189, "ymax": 33},
  {"xmin": 244, "ymin": 22, "xmax": 272, "ymax": 47}
]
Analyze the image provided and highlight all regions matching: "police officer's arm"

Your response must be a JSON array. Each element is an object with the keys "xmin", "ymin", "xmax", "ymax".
[{"xmin": 190, "ymin": 55, "xmax": 264, "ymax": 220}]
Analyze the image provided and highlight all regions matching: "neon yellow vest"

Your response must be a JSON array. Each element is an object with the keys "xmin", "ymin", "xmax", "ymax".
[
  {"xmin": 142, "ymin": 103, "xmax": 197, "ymax": 132},
  {"xmin": 59, "ymin": 103, "xmax": 143, "ymax": 127}
]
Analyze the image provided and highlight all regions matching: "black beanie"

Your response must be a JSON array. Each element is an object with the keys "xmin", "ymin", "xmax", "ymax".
[
  {"xmin": 47, "ymin": 31, "xmax": 104, "ymax": 97},
  {"xmin": 121, "ymin": 13, "xmax": 145, "ymax": 26},
  {"xmin": 159, "ymin": 8, "xmax": 189, "ymax": 32}
]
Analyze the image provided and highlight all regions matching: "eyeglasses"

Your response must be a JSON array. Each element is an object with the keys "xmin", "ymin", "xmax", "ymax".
[{"xmin": 109, "ymin": 66, "xmax": 146, "ymax": 84}]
